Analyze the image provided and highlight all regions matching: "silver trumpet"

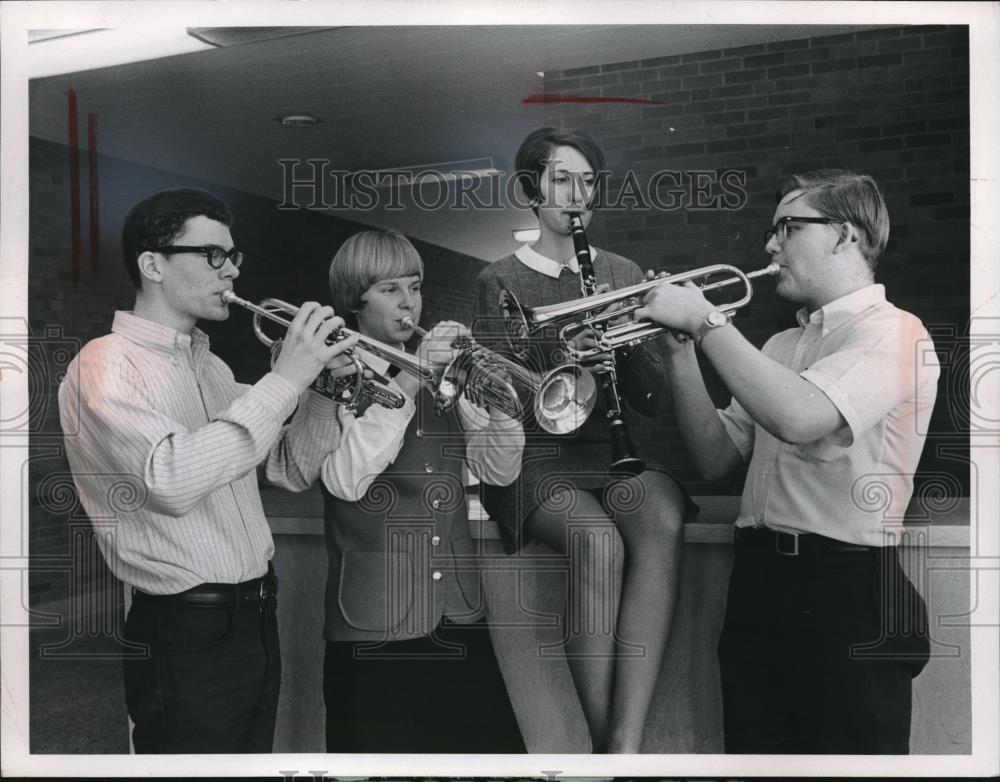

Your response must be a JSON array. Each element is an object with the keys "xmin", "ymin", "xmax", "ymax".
[
  {"xmin": 221, "ymin": 292, "xmax": 405, "ymax": 411},
  {"xmin": 501, "ymin": 261, "xmax": 780, "ymax": 361},
  {"xmin": 401, "ymin": 318, "xmax": 598, "ymax": 435}
]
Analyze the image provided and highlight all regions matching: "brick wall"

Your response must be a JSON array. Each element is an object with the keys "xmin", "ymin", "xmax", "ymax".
[
  {"xmin": 26, "ymin": 24, "xmax": 971, "ymax": 601},
  {"xmin": 27, "ymin": 137, "xmax": 486, "ymax": 599},
  {"xmin": 537, "ymin": 25, "xmax": 970, "ymax": 499}
]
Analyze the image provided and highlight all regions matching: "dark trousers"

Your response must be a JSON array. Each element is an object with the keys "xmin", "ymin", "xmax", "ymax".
[
  {"xmin": 718, "ymin": 530, "xmax": 929, "ymax": 754},
  {"xmin": 324, "ymin": 619, "xmax": 526, "ymax": 753},
  {"xmin": 122, "ymin": 571, "xmax": 281, "ymax": 753}
]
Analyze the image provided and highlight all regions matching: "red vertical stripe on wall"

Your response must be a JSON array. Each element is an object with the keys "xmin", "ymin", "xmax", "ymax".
[
  {"xmin": 67, "ymin": 89, "xmax": 81, "ymax": 287},
  {"xmin": 88, "ymin": 112, "xmax": 99, "ymax": 272}
]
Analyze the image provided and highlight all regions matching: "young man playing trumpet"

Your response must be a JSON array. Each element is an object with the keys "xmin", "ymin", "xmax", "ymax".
[
  {"xmin": 307, "ymin": 229, "xmax": 527, "ymax": 753},
  {"xmin": 58, "ymin": 188, "xmax": 358, "ymax": 753},
  {"xmin": 635, "ymin": 170, "xmax": 939, "ymax": 753}
]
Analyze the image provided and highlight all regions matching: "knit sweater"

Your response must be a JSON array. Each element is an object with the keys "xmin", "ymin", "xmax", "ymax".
[{"xmin": 472, "ymin": 248, "xmax": 674, "ymax": 544}]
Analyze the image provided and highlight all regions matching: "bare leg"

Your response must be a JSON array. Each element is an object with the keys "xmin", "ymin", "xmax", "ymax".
[
  {"xmin": 603, "ymin": 471, "xmax": 685, "ymax": 753},
  {"xmin": 525, "ymin": 488, "xmax": 619, "ymax": 750}
]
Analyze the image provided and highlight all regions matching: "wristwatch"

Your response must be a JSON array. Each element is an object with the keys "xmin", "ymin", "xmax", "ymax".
[{"xmin": 694, "ymin": 310, "xmax": 729, "ymax": 347}]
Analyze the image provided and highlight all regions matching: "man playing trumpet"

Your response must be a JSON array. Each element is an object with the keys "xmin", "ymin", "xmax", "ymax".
[
  {"xmin": 307, "ymin": 229, "xmax": 527, "ymax": 753},
  {"xmin": 58, "ymin": 188, "xmax": 358, "ymax": 753},
  {"xmin": 635, "ymin": 170, "xmax": 939, "ymax": 753}
]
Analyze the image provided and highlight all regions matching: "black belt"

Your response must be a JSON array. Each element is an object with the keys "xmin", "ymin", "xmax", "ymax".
[
  {"xmin": 134, "ymin": 564, "xmax": 278, "ymax": 607},
  {"xmin": 733, "ymin": 526, "xmax": 871, "ymax": 557}
]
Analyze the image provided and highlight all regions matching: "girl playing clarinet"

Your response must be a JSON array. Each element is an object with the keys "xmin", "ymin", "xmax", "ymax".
[{"xmin": 472, "ymin": 127, "xmax": 694, "ymax": 753}]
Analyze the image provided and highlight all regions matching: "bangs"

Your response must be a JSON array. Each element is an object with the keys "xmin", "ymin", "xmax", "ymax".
[
  {"xmin": 364, "ymin": 238, "xmax": 423, "ymax": 288},
  {"xmin": 328, "ymin": 229, "xmax": 424, "ymax": 319}
]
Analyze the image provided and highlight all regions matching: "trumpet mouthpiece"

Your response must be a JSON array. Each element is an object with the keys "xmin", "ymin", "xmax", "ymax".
[
  {"xmin": 401, "ymin": 316, "xmax": 428, "ymax": 337},
  {"xmin": 220, "ymin": 290, "xmax": 239, "ymax": 304}
]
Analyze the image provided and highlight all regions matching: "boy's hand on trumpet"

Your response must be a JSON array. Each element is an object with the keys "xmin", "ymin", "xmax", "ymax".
[
  {"xmin": 271, "ymin": 301, "xmax": 358, "ymax": 393},
  {"xmin": 637, "ymin": 270, "xmax": 716, "ymax": 351}
]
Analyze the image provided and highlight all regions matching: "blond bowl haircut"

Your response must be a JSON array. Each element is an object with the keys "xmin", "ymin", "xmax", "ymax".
[{"xmin": 328, "ymin": 229, "xmax": 424, "ymax": 327}]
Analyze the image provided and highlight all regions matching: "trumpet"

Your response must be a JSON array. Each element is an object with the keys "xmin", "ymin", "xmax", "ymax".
[
  {"xmin": 502, "ymin": 261, "xmax": 780, "ymax": 361},
  {"xmin": 222, "ymin": 291, "xmax": 595, "ymax": 433},
  {"xmin": 222, "ymin": 292, "xmax": 406, "ymax": 411},
  {"xmin": 401, "ymin": 318, "xmax": 598, "ymax": 435}
]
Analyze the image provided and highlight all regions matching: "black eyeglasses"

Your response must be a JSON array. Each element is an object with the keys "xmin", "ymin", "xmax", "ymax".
[
  {"xmin": 150, "ymin": 245, "xmax": 244, "ymax": 269},
  {"xmin": 764, "ymin": 216, "xmax": 843, "ymax": 245}
]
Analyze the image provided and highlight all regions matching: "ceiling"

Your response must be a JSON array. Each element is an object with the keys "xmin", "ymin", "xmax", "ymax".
[{"xmin": 29, "ymin": 24, "xmax": 875, "ymax": 261}]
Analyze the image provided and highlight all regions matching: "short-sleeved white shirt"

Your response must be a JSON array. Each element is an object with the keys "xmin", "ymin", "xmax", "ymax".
[{"xmin": 717, "ymin": 284, "xmax": 940, "ymax": 547}]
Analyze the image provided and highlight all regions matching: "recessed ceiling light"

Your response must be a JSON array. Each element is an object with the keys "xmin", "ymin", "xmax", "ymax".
[
  {"xmin": 536, "ymin": 71, "xmax": 545, "ymax": 78},
  {"xmin": 278, "ymin": 114, "xmax": 321, "ymax": 127}
]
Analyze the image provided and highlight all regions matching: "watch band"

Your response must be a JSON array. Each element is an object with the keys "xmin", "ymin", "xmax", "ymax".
[{"xmin": 694, "ymin": 311, "xmax": 729, "ymax": 347}]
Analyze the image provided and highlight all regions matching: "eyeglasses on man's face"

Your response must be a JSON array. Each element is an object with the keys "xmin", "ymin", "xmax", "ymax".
[
  {"xmin": 150, "ymin": 245, "xmax": 244, "ymax": 269},
  {"xmin": 764, "ymin": 216, "xmax": 843, "ymax": 245}
]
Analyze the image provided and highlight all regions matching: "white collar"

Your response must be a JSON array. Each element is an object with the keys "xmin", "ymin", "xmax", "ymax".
[
  {"xmin": 354, "ymin": 344, "xmax": 395, "ymax": 376},
  {"xmin": 795, "ymin": 284, "xmax": 887, "ymax": 333},
  {"xmin": 514, "ymin": 243, "xmax": 600, "ymax": 279}
]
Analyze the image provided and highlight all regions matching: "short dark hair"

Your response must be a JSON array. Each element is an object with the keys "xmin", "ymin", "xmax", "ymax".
[
  {"xmin": 121, "ymin": 188, "xmax": 233, "ymax": 288},
  {"xmin": 514, "ymin": 127, "xmax": 606, "ymax": 211},
  {"xmin": 776, "ymin": 169, "xmax": 889, "ymax": 270}
]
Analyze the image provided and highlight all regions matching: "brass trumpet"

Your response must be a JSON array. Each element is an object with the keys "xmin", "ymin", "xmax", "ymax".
[
  {"xmin": 223, "ymin": 291, "xmax": 595, "ymax": 433},
  {"xmin": 501, "ymin": 261, "xmax": 780, "ymax": 361},
  {"xmin": 401, "ymin": 318, "xmax": 597, "ymax": 436},
  {"xmin": 222, "ymin": 292, "xmax": 406, "ymax": 411}
]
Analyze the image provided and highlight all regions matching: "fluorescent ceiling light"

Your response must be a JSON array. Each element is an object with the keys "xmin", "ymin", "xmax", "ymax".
[
  {"xmin": 361, "ymin": 157, "xmax": 502, "ymax": 189},
  {"xmin": 513, "ymin": 228, "xmax": 540, "ymax": 243},
  {"xmin": 29, "ymin": 29, "xmax": 106, "ymax": 44},
  {"xmin": 28, "ymin": 27, "xmax": 214, "ymax": 79}
]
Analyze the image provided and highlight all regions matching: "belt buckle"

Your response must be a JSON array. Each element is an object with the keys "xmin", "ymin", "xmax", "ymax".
[{"xmin": 775, "ymin": 531, "xmax": 799, "ymax": 556}]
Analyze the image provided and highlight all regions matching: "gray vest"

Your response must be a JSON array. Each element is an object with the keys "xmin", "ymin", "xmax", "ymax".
[{"xmin": 321, "ymin": 389, "xmax": 485, "ymax": 642}]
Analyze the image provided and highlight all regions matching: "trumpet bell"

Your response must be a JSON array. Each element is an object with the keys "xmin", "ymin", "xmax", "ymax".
[
  {"xmin": 534, "ymin": 366, "xmax": 597, "ymax": 435},
  {"xmin": 498, "ymin": 289, "xmax": 532, "ymax": 362}
]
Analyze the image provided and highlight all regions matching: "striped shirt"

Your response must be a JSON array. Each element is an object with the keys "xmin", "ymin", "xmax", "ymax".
[{"xmin": 58, "ymin": 311, "xmax": 342, "ymax": 594}]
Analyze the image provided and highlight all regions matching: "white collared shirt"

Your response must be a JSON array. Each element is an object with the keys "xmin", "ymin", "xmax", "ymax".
[
  {"xmin": 514, "ymin": 243, "xmax": 598, "ymax": 279},
  {"xmin": 717, "ymin": 285, "xmax": 940, "ymax": 546}
]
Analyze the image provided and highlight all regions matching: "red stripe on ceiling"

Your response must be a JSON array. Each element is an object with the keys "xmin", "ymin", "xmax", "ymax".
[
  {"xmin": 68, "ymin": 89, "xmax": 81, "ymax": 288},
  {"xmin": 522, "ymin": 93, "xmax": 663, "ymax": 105},
  {"xmin": 88, "ymin": 112, "xmax": 100, "ymax": 273}
]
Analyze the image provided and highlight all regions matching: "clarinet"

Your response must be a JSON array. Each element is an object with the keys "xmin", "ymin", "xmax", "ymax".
[{"xmin": 569, "ymin": 213, "xmax": 646, "ymax": 476}]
